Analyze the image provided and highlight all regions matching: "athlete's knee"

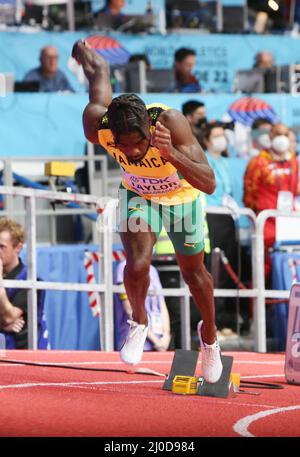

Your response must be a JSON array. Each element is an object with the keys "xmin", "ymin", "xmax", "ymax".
[
  {"xmin": 181, "ymin": 262, "xmax": 213, "ymax": 289},
  {"xmin": 125, "ymin": 256, "xmax": 151, "ymax": 278}
]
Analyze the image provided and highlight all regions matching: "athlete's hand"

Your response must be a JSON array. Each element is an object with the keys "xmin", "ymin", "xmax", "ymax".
[
  {"xmin": 152, "ymin": 121, "xmax": 175, "ymax": 161},
  {"xmin": 71, "ymin": 40, "xmax": 108, "ymax": 80},
  {"xmin": 72, "ymin": 40, "xmax": 90, "ymax": 64}
]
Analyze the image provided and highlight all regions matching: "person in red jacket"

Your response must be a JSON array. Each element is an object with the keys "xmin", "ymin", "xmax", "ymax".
[{"xmin": 244, "ymin": 122, "xmax": 299, "ymax": 278}]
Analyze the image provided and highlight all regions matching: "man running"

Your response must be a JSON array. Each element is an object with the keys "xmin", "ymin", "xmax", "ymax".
[{"xmin": 72, "ymin": 40, "xmax": 223, "ymax": 383}]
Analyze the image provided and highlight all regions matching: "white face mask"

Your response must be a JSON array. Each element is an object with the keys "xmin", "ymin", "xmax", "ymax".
[
  {"xmin": 257, "ymin": 133, "xmax": 271, "ymax": 149},
  {"xmin": 210, "ymin": 136, "xmax": 227, "ymax": 154},
  {"xmin": 272, "ymin": 135, "xmax": 290, "ymax": 154}
]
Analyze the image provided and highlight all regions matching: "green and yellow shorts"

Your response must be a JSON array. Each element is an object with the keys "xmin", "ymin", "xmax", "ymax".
[{"xmin": 118, "ymin": 187, "xmax": 204, "ymax": 256}]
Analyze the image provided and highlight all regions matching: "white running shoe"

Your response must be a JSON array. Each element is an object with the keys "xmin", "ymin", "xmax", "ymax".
[
  {"xmin": 197, "ymin": 320, "xmax": 223, "ymax": 383},
  {"xmin": 120, "ymin": 319, "xmax": 149, "ymax": 366}
]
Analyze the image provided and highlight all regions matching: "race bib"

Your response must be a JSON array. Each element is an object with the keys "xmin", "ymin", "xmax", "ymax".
[{"xmin": 123, "ymin": 172, "xmax": 183, "ymax": 195}]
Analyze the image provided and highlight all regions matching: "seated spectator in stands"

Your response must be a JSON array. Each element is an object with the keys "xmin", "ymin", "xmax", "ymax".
[
  {"xmin": 114, "ymin": 260, "xmax": 171, "ymax": 352},
  {"xmin": 244, "ymin": 122, "xmax": 299, "ymax": 278},
  {"xmin": 23, "ymin": 45, "xmax": 74, "ymax": 93},
  {"xmin": 203, "ymin": 122, "xmax": 240, "ymax": 338},
  {"xmin": 95, "ymin": 0, "xmax": 125, "ymax": 16},
  {"xmin": 93, "ymin": 0, "xmax": 125, "ymax": 28},
  {"xmin": 250, "ymin": 117, "xmax": 273, "ymax": 157},
  {"xmin": 170, "ymin": 47, "xmax": 202, "ymax": 93},
  {"xmin": 253, "ymin": 51, "xmax": 274, "ymax": 69},
  {"xmin": 0, "ymin": 218, "xmax": 48, "ymax": 349},
  {"xmin": 182, "ymin": 99, "xmax": 207, "ymax": 147}
]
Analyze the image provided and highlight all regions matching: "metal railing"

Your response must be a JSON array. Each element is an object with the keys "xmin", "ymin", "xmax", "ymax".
[
  {"xmin": 1, "ymin": 182, "xmax": 299, "ymax": 353},
  {"xmin": 112, "ymin": 205, "xmax": 257, "ymax": 351},
  {"xmin": 0, "ymin": 185, "xmax": 115, "ymax": 352},
  {"xmin": 0, "ymin": 149, "xmax": 111, "ymax": 244},
  {"xmin": 111, "ymin": 206, "xmax": 300, "ymax": 352}
]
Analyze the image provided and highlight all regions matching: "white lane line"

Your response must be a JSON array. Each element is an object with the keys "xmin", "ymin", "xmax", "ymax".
[
  {"xmin": 0, "ymin": 373, "xmax": 289, "ymax": 416},
  {"xmin": 0, "ymin": 379, "xmax": 281, "ymax": 412},
  {"xmin": 233, "ymin": 405, "xmax": 300, "ymax": 437},
  {"xmin": 0, "ymin": 380, "xmax": 164, "ymax": 389},
  {"xmin": 0, "ymin": 373, "xmax": 284, "ymax": 390},
  {"xmin": 241, "ymin": 374, "xmax": 284, "ymax": 379}
]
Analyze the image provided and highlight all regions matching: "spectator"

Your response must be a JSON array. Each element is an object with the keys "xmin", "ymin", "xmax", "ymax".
[
  {"xmin": 0, "ymin": 218, "xmax": 48, "ymax": 349},
  {"xmin": 128, "ymin": 53, "xmax": 151, "ymax": 70},
  {"xmin": 244, "ymin": 122, "xmax": 299, "ymax": 278},
  {"xmin": 253, "ymin": 51, "xmax": 274, "ymax": 69},
  {"xmin": 114, "ymin": 260, "xmax": 171, "ymax": 352},
  {"xmin": 250, "ymin": 117, "xmax": 273, "ymax": 157},
  {"xmin": 23, "ymin": 45, "xmax": 74, "ymax": 93},
  {"xmin": 93, "ymin": 0, "xmax": 125, "ymax": 28},
  {"xmin": 203, "ymin": 122, "xmax": 241, "ymax": 337},
  {"xmin": 182, "ymin": 99, "xmax": 207, "ymax": 147},
  {"xmin": 95, "ymin": 0, "xmax": 125, "ymax": 16},
  {"xmin": 171, "ymin": 47, "xmax": 202, "ymax": 93}
]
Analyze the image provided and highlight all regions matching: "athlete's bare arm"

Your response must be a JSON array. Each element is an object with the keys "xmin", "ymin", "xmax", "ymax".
[
  {"xmin": 152, "ymin": 109, "xmax": 216, "ymax": 194},
  {"xmin": 72, "ymin": 40, "xmax": 113, "ymax": 144}
]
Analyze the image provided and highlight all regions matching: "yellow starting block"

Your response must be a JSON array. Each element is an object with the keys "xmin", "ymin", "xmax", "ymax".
[
  {"xmin": 172, "ymin": 375, "xmax": 199, "ymax": 395},
  {"xmin": 172, "ymin": 373, "xmax": 241, "ymax": 396},
  {"xmin": 164, "ymin": 351, "xmax": 237, "ymax": 398},
  {"xmin": 45, "ymin": 161, "xmax": 76, "ymax": 177},
  {"xmin": 230, "ymin": 372, "xmax": 241, "ymax": 392}
]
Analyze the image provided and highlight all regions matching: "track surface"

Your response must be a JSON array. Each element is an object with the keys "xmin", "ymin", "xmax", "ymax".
[{"xmin": 0, "ymin": 350, "xmax": 298, "ymax": 437}]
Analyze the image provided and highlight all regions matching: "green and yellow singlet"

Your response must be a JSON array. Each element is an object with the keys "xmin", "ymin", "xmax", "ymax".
[{"xmin": 97, "ymin": 103, "xmax": 199, "ymax": 206}]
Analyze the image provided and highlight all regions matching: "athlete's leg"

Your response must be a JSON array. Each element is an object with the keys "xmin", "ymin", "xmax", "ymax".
[
  {"xmin": 118, "ymin": 189, "xmax": 162, "ymax": 365},
  {"xmin": 120, "ymin": 227, "xmax": 156, "ymax": 325},
  {"xmin": 175, "ymin": 250, "xmax": 216, "ymax": 344},
  {"xmin": 176, "ymin": 249, "xmax": 222, "ymax": 382},
  {"xmin": 119, "ymin": 223, "xmax": 158, "ymax": 365},
  {"xmin": 119, "ymin": 187, "xmax": 162, "ymax": 325},
  {"xmin": 163, "ymin": 196, "xmax": 216, "ymax": 342},
  {"xmin": 164, "ymin": 196, "xmax": 222, "ymax": 382}
]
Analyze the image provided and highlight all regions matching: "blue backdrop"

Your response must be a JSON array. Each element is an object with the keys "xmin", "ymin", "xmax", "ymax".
[
  {"xmin": 1, "ymin": 31, "xmax": 300, "ymax": 92},
  {"xmin": 1, "ymin": 92, "xmax": 300, "ymax": 157}
]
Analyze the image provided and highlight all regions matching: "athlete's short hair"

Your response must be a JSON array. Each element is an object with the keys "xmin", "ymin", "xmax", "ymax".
[{"xmin": 107, "ymin": 94, "xmax": 149, "ymax": 143}]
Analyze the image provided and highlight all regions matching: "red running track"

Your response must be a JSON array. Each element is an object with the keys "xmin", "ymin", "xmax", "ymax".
[{"xmin": 0, "ymin": 350, "xmax": 299, "ymax": 437}]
